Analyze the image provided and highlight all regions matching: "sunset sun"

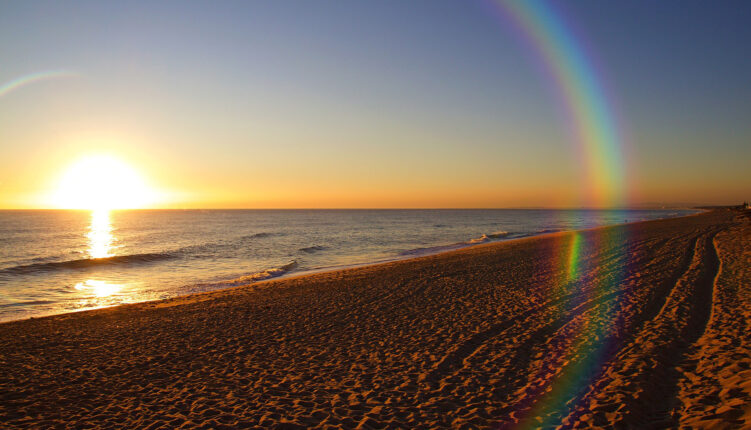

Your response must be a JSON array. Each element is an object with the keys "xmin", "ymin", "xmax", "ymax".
[{"xmin": 51, "ymin": 155, "xmax": 158, "ymax": 210}]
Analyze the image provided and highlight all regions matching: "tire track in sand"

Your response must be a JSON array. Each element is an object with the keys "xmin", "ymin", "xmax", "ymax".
[
  {"xmin": 419, "ymin": 231, "xmax": 684, "ymax": 405},
  {"xmin": 560, "ymin": 229, "xmax": 722, "ymax": 428},
  {"xmin": 493, "ymin": 231, "xmax": 700, "ymax": 428}
]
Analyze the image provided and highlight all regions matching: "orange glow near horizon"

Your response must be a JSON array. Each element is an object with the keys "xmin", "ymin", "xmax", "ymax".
[{"xmin": 0, "ymin": 145, "xmax": 743, "ymax": 210}]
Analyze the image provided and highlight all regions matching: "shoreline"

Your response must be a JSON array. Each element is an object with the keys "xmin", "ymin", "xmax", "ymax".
[{"xmin": 267, "ymin": 208, "xmax": 708, "ymax": 282}]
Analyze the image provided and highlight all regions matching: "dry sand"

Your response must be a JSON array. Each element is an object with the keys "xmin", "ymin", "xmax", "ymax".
[{"xmin": 0, "ymin": 209, "xmax": 749, "ymax": 429}]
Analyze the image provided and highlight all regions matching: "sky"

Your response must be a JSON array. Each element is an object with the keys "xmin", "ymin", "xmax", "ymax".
[{"xmin": 1, "ymin": 0, "xmax": 749, "ymax": 209}]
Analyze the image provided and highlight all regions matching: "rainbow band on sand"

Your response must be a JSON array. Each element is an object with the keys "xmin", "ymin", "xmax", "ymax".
[
  {"xmin": 0, "ymin": 70, "xmax": 78, "ymax": 98},
  {"xmin": 491, "ymin": 0, "xmax": 628, "ymax": 208}
]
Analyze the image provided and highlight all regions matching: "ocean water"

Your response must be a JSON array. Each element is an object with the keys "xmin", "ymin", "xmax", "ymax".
[{"xmin": 0, "ymin": 209, "xmax": 696, "ymax": 322}]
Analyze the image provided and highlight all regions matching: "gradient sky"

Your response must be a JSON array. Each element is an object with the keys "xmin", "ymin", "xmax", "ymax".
[{"xmin": 1, "ymin": 0, "xmax": 749, "ymax": 208}]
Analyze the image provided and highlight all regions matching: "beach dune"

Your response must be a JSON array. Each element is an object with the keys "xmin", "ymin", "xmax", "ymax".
[{"xmin": 0, "ymin": 209, "xmax": 749, "ymax": 428}]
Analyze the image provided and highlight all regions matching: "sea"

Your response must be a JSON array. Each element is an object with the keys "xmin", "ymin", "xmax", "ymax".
[{"xmin": 0, "ymin": 209, "xmax": 697, "ymax": 322}]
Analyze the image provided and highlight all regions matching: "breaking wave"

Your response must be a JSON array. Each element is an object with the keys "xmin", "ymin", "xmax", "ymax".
[
  {"xmin": 400, "ymin": 231, "xmax": 513, "ymax": 256},
  {"xmin": 239, "ymin": 232, "xmax": 278, "ymax": 240},
  {"xmin": 467, "ymin": 231, "xmax": 511, "ymax": 243},
  {"xmin": 399, "ymin": 243, "xmax": 466, "ymax": 257},
  {"xmin": 0, "ymin": 252, "xmax": 176, "ymax": 275},
  {"xmin": 0, "ymin": 300, "xmax": 57, "ymax": 309},
  {"xmin": 192, "ymin": 261, "xmax": 299, "ymax": 289},
  {"xmin": 299, "ymin": 245, "xmax": 328, "ymax": 254},
  {"xmin": 536, "ymin": 228, "xmax": 564, "ymax": 234}
]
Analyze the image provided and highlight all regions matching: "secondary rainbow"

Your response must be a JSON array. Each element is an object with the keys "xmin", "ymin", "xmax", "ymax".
[{"xmin": 0, "ymin": 70, "xmax": 78, "ymax": 98}]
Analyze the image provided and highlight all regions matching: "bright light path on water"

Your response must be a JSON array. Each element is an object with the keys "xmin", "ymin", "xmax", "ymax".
[
  {"xmin": 87, "ymin": 209, "xmax": 114, "ymax": 259},
  {"xmin": 74, "ymin": 279, "xmax": 122, "ymax": 298}
]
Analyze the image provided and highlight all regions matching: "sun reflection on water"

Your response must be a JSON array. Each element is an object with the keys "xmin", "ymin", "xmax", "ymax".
[
  {"xmin": 76, "ymin": 211, "xmax": 127, "ymax": 305},
  {"xmin": 74, "ymin": 279, "xmax": 122, "ymax": 297},
  {"xmin": 87, "ymin": 209, "xmax": 114, "ymax": 258}
]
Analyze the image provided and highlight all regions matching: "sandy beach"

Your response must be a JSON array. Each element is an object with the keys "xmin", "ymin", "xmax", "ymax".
[{"xmin": 0, "ymin": 209, "xmax": 749, "ymax": 429}]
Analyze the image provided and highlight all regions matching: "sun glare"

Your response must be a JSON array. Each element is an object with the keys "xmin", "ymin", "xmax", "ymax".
[
  {"xmin": 88, "ymin": 209, "xmax": 114, "ymax": 258},
  {"xmin": 74, "ymin": 279, "xmax": 122, "ymax": 298},
  {"xmin": 51, "ymin": 155, "xmax": 159, "ymax": 210}
]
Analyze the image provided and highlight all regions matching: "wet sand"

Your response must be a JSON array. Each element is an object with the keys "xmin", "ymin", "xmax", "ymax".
[{"xmin": 1, "ymin": 209, "xmax": 749, "ymax": 429}]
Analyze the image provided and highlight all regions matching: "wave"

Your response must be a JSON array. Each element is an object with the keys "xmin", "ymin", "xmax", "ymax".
[
  {"xmin": 193, "ymin": 261, "xmax": 299, "ymax": 289},
  {"xmin": 0, "ymin": 300, "xmax": 57, "ymax": 309},
  {"xmin": 487, "ymin": 231, "xmax": 510, "ymax": 238},
  {"xmin": 401, "ymin": 231, "xmax": 516, "ymax": 257},
  {"xmin": 536, "ymin": 228, "xmax": 563, "ymax": 235},
  {"xmin": 299, "ymin": 245, "xmax": 327, "ymax": 254},
  {"xmin": 173, "ymin": 232, "xmax": 281, "ymax": 256},
  {"xmin": 399, "ymin": 243, "xmax": 466, "ymax": 257},
  {"xmin": 239, "ymin": 232, "xmax": 277, "ymax": 240},
  {"xmin": 0, "ymin": 252, "xmax": 176, "ymax": 275},
  {"xmin": 0, "ymin": 231, "xmax": 286, "ymax": 276},
  {"xmin": 467, "ymin": 231, "xmax": 511, "ymax": 244}
]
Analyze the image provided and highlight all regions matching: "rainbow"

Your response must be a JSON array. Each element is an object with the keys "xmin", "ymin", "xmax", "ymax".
[
  {"xmin": 489, "ymin": 0, "xmax": 628, "ymax": 208},
  {"xmin": 484, "ymin": 0, "xmax": 632, "ymax": 426},
  {"xmin": 0, "ymin": 70, "xmax": 78, "ymax": 98}
]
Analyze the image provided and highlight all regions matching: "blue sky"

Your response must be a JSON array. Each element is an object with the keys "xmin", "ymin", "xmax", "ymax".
[{"xmin": 1, "ymin": 1, "xmax": 749, "ymax": 208}]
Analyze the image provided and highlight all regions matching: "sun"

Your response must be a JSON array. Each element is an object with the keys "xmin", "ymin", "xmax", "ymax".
[{"xmin": 51, "ymin": 155, "xmax": 159, "ymax": 210}]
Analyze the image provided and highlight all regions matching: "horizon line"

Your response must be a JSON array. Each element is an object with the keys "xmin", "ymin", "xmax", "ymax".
[{"xmin": 0, "ymin": 205, "xmax": 714, "ymax": 211}]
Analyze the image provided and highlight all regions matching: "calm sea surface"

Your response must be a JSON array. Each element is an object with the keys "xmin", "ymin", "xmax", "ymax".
[{"xmin": 0, "ymin": 209, "xmax": 696, "ymax": 322}]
